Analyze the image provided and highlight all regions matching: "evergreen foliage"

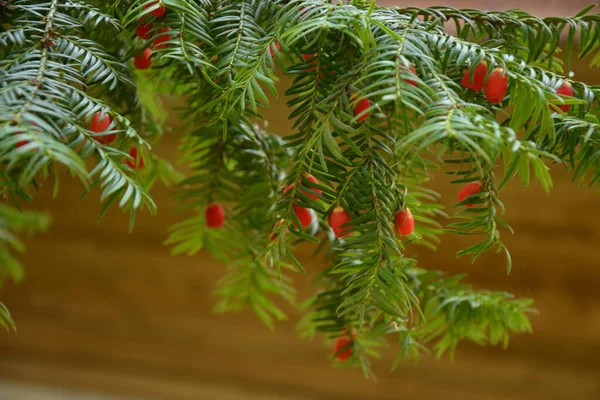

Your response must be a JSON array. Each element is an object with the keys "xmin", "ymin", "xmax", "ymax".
[{"xmin": 2, "ymin": 0, "xmax": 600, "ymax": 376}]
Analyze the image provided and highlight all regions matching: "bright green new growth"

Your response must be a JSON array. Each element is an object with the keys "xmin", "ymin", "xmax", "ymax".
[{"xmin": 2, "ymin": 0, "xmax": 600, "ymax": 377}]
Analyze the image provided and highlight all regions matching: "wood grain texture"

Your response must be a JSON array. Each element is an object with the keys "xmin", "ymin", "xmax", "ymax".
[{"xmin": 2, "ymin": 2, "xmax": 600, "ymax": 398}]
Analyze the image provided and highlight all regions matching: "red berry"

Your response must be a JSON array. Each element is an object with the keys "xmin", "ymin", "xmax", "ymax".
[
  {"xmin": 302, "ymin": 53, "xmax": 317, "ymax": 71},
  {"xmin": 14, "ymin": 132, "xmax": 30, "ymax": 148},
  {"xmin": 283, "ymin": 174, "xmax": 322, "ymax": 201},
  {"xmin": 457, "ymin": 181, "xmax": 483, "ymax": 208},
  {"xmin": 328, "ymin": 207, "xmax": 352, "ymax": 238},
  {"xmin": 135, "ymin": 21, "xmax": 152, "ymax": 40},
  {"xmin": 15, "ymin": 136, "xmax": 29, "ymax": 148},
  {"xmin": 461, "ymin": 61, "xmax": 488, "ymax": 92},
  {"xmin": 394, "ymin": 208, "xmax": 414, "ymax": 236},
  {"xmin": 145, "ymin": 1, "xmax": 166, "ymax": 17},
  {"xmin": 333, "ymin": 336, "xmax": 352, "ymax": 361},
  {"xmin": 133, "ymin": 48, "xmax": 152, "ymax": 70},
  {"xmin": 90, "ymin": 113, "xmax": 116, "ymax": 145},
  {"xmin": 302, "ymin": 174, "xmax": 322, "ymax": 200},
  {"xmin": 293, "ymin": 205, "xmax": 312, "ymax": 228},
  {"xmin": 15, "ymin": 122, "xmax": 37, "ymax": 149},
  {"xmin": 205, "ymin": 203, "xmax": 225, "ymax": 229},
  {"xmin": 485, "ymin": 68, "xmax": 508, "ymax": 104},
  {"xmin": 125, "ymin": 146, "xmax": 145, "ymax": 170},
  {"xmin": 554, "ymin": 81, "xmax": 575, "ymax": 113},
  {"xmin": 269, "ymin": 42, "xmax": 280, "ymax": 57},
  {"xmin": 283, "ymin": 183, "xmax": 294, "ymax": 194},
  {"xmin": 152, "ymin": 27, "xmax": 170, "ymax": 50},
  {"xmin": 353, "ymin": 96, "xmax": 370, "ymax": 122},
  {"xmin": 405, "ymin": 64, "xmax": 418, "ymax": 87}
]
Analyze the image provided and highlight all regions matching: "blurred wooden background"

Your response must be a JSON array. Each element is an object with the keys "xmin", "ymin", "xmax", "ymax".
[{"xmin": 1, "ymin": 1, "xmax": 600, "ymax": 399}]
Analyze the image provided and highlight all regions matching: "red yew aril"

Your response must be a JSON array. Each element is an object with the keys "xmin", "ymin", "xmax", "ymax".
[
  {"xmin": 135, "ymin": 21, "xmax": 152, "ymax": 40},
  {"xmin": 394, "ymin": 208, "xmax": 414, "ymax": 236},
  {"xmin": 125, "ymin": 146, "xmax": 145, "ymax": 170},
  {"xmin": 269, "ymin": 42, "xmax": 280, "ymax": 57},
  {"xmin": 457, "ymin": 181, "xmax": 483, "ymax": 208},
  {"xmin": 15, "ymin": 122, "xmax": 38, "ymax": 149},
  {"xmin": 15, "ymin": 134, "xmax": 29, "ymax": 149},
  {"xmin": 90, "ymin": 112, "xmax": 116, "ymax": 144},
  {"xmin": 283, "ymin": 174, "xmax": 322, "ymax": 201},
  {"xmin": 293, "ymin": 205, "xmax": 312, "ymax": 228},
  {"xmin": 485, "ymin": 68, "xmax": 509, "ymax": 104},
  {"xmin": 302, "ymin": 53, "xmax": 317, "ymax": 71},
  {"xmin": 205, "ymin": 203, "xmax": 225, "ymax": 229},
  {"xmin": 145, "ymin": 1, "xmax": 166, "ymax": 17},
  {"xmin": 333, "ymin": 336, "xmax": 352, "ymax": 361},
  {"xmin": 405, "ymin": 64, "xmax": 418, "ymax": 87},
  {"xmin": 328, "ymin": 207, "xmax": 352, "ymax": 238},
  {"xmin": 461, "ymin": 61, "xmax": 488, "ymax": 92},
  {"xmin": 554, "ymin": 81, "xmax": 575, "ymax": 113},
  {"xmin": 302, "ymin": 173, "xmax": 322, "ymax": 200},
  {"xmin": 152, "ymin": 27, "xmax": 171, "ymax": 50},
  {"xmin": 134, "ymin": 48, "xmax": 152, "ymax": 70},
  {"xmin": 353, "ymin": 96, "xmax": 371, "ymax": 122}
]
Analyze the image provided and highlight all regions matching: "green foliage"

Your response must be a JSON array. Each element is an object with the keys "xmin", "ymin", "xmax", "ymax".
[
  {"xmin": 3, "ymin": 0, "xmax": 600, "ymax": 378},
  {"xmin": 0, "ymin": 0, "xmax": 158, "ymax": 224}
]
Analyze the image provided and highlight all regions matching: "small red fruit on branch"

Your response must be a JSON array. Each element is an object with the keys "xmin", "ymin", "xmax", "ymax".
[
  {"xmin": 301, "ymin": 53, "xmax": 317, "ymax": 71},
  {"xmin": 90, "ymin": 113, "xmax": 116, "ymax": 144},
  {"xmin": 152, "ymin": 27, "xmax": 171, "ymax": 50},
  {"xmin": 461, "ymin": 61, "xmax": 488, "ymax": 92},
  {"xmin": 328, "ymin": 207, "xmax": 352, "ymax": 238},
  {"xmin": 333, "ymin": 336, "xmax": 353, "ymax": 361},
  {"xmin": 14, "ymin": 134, "xmax": 29, "ymax": 149},
  {"xmin": 405, "ymin": 64, "xmax": 418, "ymax": 87},
  {"xmin": 283, "ymin": 173, "xmax": 322, "ymax": 201},
  {"xmin": 353, "ymin": 96, "xmax": 371, "ymax": 122},
  {"xmin": 293, "ymin": 205, "xmax": 312, "ymax": 228},
  {"xmin": 457, "ymin": 181, "xmax": 483, "ymax": 208},
  {"xmin": 205, "ymin": 203, "xmax": 225, "ymax": 229},
  {"xmin": 125, "ymin": 146, "xmax": 145, "ymax": 170},
  {"xmin": 133, "ymin": 48, "xmax": 152, "ymax": 70},
  {"xmin": 135, "ymin": 21, "xmax": 152, "ymax": 40},
  {"xmin": 553, "ymin": 81, "xmax": 575, "ymax": 113},
  {"xmin": 302, "ymin": 173, "xmax": 322, "ymax": 200},
  {"xmin": 485, "ymin": 68, "xmax": 509, "ymax": 104},
  {"xmin": 145, "ymin": 1, "xmax": 166, "ymax": 18},
  {"xmin": 269, "ymin": 41, "xmax": 280, "ymax": 57},
  {"xmin": 14, "ymin": 122, "xmax": 37, "ymax": 149},
  {"xmin": 394, "ymin": 208, "xmax": 414, "ymax": 236}
]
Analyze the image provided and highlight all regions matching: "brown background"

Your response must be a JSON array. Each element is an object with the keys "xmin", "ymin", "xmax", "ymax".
[{"xmin": 1, "ymin": 1, "xmax": 600, "ymax": 399}]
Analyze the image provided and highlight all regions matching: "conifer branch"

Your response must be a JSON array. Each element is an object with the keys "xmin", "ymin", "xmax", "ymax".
[{"xmin": 3, "ymin": 0, "xmax": 600, "ymax": 378}]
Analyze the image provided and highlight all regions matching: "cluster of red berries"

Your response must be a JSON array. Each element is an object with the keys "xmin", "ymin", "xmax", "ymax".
[
  {"xmin": 13, "ymin": 114, "xmax": 143, "ymax": 170},
  {"xmin": 460, "ymin": 61, "xmax": 509, "ymax": 103},
  {"xmin": 133, "ymin": 2, "xmax": 170, "ymax": 70},
  {"xmin": 351, "ymin": 60, "xmax": 575, "ymax": 129},
  {"xmin": 90, "ymin": 112, "xmax": 144, "ymax": 170},
  {"xmin": 328, "ymin": 205, "xmax": 414, "ymax": 239},
  {"xmin": 461, "ymin": 61, "xmax": 575, "ymax": 110}
]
